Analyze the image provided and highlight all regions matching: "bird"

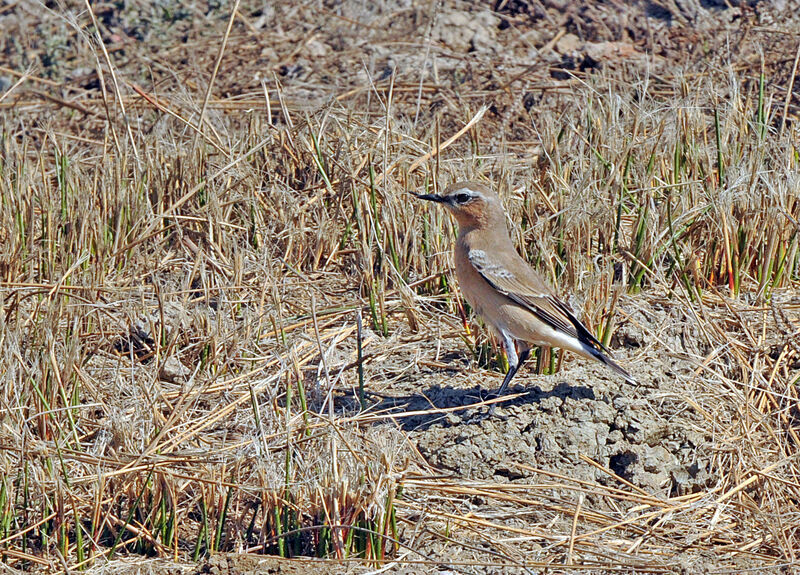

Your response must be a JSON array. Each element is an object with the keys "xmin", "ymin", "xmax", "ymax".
[{"xmin": 411, "ymin": 180, "xmax": 634, "ymax": 412}]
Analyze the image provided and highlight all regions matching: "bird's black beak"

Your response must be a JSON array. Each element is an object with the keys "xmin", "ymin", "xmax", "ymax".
[{"xmin": 409, "ymin": 191, "xmax": 446, "ymax": 203}]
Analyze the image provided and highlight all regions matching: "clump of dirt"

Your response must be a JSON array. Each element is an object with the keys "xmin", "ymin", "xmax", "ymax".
[
  {"xmin": 408, "ymin": 371, "xmax": 712, "ymax": 495},
  {"xmin": 2, "ymin": 0, "xmax": 799, "ymax": 572},
  {"xmin": 374, "ymin": 303, "xmax": 712, "ymax": 499}
]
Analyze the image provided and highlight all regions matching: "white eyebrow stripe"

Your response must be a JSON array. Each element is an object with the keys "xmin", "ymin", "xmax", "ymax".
[{"xmin": 452, "ymin": 187, "xmax": 484, "ymax": 200}]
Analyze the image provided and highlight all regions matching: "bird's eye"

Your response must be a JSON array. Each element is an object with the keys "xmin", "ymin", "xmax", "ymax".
[{"xmin": 454, "ymin": 193, "xmax": 472, "ymax": 204}]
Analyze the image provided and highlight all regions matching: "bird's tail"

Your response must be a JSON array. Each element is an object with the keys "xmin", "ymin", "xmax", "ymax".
[{"xmin": 583, "ymin": 343, "xmax": 636, "ymax": 385}]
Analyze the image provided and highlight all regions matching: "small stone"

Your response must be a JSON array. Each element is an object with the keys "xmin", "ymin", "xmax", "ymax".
[
  {"xmin": 160, "ymin": 356, "xmax": 189, "ymax": 383},
  {"xmin": 556, "ymin": 33, "xmax": 581, "ymax": 54},
  {"xmin": 584, "ymin": 41, "xmax": 639, "ymax": 63},
  {"xmin": 306, "ymin": 39, "xmax": 329, "ymax": 58}
]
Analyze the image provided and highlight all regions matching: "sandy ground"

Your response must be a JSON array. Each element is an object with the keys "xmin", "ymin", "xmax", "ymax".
[{"xmin": 2, "ymin": 0, "xmax": 800, "ymax": 573}]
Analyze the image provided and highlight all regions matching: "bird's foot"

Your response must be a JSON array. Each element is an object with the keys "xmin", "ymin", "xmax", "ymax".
[
  {"xmin": 465, "ymin": 400, "xmax": 509, "ymax": 424},
  {"xmin": 465, "ymin": 409, "xmax": 491, "ymax": 424}
]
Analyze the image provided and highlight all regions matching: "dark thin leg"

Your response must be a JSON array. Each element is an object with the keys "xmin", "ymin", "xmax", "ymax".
[
  {"xmin": 495, "ymin": 348, "xmax": 531, "ymax": 398},
  {"xmin": 483, "ymin": 347, "xmax": 531, "ymax": 418}
]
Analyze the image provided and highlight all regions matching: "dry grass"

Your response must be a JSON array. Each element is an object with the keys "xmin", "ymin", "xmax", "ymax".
[{"xmin": 1, "ymin": 1, "xmax": 800, "ymax": 572}]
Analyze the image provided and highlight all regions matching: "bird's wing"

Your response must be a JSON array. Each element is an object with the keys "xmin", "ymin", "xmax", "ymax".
[{"xmin": 467, "ymin": 248, "xmax": 608, "ymax": 353}]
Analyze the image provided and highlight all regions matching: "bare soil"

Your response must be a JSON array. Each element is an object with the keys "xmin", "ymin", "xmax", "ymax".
[{"xmin": 2, "ymin": 0, "xmax": 800, "ymax": 573}]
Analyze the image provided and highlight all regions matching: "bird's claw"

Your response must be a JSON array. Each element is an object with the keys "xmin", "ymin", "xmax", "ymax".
[{"xmin": 465, "ymin": 401, "xmax": 509, "ymax": 424}]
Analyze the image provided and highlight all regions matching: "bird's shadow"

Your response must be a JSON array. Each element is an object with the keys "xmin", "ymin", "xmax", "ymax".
[{"xmin": 368, "ymin": 381, "xmax": 596, "ymax": 431}]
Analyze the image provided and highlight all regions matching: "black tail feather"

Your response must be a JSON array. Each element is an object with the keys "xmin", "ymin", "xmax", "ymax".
[{"xmin": 585, "ymin": 344, "xmax": 636, "ymax": 384}]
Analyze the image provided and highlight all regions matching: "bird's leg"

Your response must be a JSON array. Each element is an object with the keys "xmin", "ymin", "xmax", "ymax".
[
  {"xmin": 494, "ymin": 338, "xmax": 530, "ymax": 398},
  {"xmin": 480, "ymin": 339, "xmax": 531, "ymax": 419}
]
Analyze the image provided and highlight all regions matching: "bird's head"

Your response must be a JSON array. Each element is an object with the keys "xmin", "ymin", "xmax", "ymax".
[{"xmin": 410, "ymin": 180, "xmax": 504, "ymax": 230}]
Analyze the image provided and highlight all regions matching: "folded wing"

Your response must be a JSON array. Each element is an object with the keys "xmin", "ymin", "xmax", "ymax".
[{"xmin": 467, "ymin": 249, "xmax": 609, "ymax": 355}]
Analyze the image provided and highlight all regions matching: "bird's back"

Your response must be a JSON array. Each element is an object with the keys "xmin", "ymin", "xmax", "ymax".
[{"xmin": 455, "ymin": 227, "xmax": 554, "ymax": 338}]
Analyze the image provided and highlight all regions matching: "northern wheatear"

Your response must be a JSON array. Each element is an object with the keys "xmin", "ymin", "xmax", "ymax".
[{"xmin": 412, "ymin": 180, "xmax": 634, "ymax": 406}]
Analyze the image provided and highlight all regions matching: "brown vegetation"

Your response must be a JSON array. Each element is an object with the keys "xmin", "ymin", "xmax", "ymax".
[{"xmin": 1, "ymin": 1, "xmax": 800, "ymax": 573}]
